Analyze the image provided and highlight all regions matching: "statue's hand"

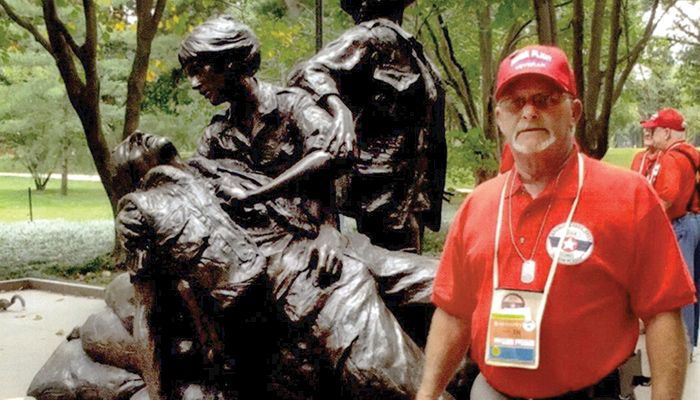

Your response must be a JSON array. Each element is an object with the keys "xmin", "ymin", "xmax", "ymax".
[
  {"xmin": 216, "ymin": 185, "xmax": 248, "ymax": 205},
  {"xmin": 326, "ymin": 95, "xmax": 358, "ymax": 159},
  {"xmin": 307, "ymin": 244, "xmax": 342, "ymax": 288},
  {"xmin": 305, "ymin": 225, "xmax": 345, "ymax": 288}
]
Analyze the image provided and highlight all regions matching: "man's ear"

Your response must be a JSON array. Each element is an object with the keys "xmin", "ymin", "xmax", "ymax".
[
  {"xmin": 495, "ymin": 104, "xmax": 505, "ymax": 135},
  {"xmin": 571, "ymin": 98, "xmax": 583, "ymax": 127}
]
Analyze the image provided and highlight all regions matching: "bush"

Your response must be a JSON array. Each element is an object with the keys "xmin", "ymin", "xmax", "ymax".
[
  {"xmin": 446, "ymin": 128, "xmax": 499, "ymax": 190},
  {"xmin": 0, "ymin": 220, "xmax": 116, "ymax": 283}
]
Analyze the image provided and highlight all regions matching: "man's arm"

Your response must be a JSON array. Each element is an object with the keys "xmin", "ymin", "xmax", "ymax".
[
  {"xmin": 645, "ymin": 309, "xmax": 688, "ymax": 400},
  {"xmin": 416, "ymin": 308, "xmax": 471, "ymax": 400}
]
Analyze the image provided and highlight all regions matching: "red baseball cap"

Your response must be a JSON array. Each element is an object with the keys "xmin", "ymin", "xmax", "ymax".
[
  {"xmin": 640, "ymin": 108, "xmax": 686, "ymax": 131},
  {"xmin": 495, "ymin": 45, "xmax": 577, "ymax": 100}
]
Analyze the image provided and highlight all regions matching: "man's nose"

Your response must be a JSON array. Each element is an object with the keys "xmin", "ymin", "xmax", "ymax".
[{"xmin": 520, "ymin": 102, "xmax": 539, "ymax": 119}]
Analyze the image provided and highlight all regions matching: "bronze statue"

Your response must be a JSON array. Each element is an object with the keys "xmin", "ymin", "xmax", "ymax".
[
  {"xmin": 115, "ymin": 131, "xmax": 443, "ymax": 399},
  {"xmin": 289, "ymin": 0, "xmax": 447, "ymax": 253},
  {"xmin": 178, "ymin": 15, "xmax": 339, "ymax": 233},
  {"xmin": 27, "ymin": 14, "xmax": 454, "ymax": 400}
]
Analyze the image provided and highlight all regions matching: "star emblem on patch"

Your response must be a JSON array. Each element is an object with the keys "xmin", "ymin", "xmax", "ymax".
[{"xmin": 546, "ymin": 222, "xmax": 594, "ymax": 265}]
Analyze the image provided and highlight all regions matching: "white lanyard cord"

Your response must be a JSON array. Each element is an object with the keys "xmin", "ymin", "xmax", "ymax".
[
  {"xmin": 492, "ymin": 153, "xmax": 585, "ymax": 322},
  {"xmin": 638, "ymin": 152, "xmax": 647, "ymax": 175}
]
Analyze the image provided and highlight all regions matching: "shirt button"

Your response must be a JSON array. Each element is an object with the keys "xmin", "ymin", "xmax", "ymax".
[{"xmin": 519, "ymin": 237, "xmax": 525, "ymax": 244}]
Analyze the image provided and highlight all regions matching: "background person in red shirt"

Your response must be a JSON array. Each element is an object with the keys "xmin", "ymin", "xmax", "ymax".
[
  {"xmin": 416, "ymin": 45, "xmax": 694, "ymax": 400},
  {"xmin": 643, "ymin": 107, "xmax": 700, "ymax": 355},
  {"xmin": 630, "ymin": 124, "xmax": 659, "ymax": 179}
]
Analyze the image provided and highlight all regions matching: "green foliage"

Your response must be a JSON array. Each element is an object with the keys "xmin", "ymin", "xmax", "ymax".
[
  {"xmin": 255, "ymin": 0, "xmax": 288, "ymax": 19},
  {"xmin": 423, "ymin": 229, "xmax": 448, "ymax": 256},
  {"xmin": 446, "ymin": 128, "xmax": 499, "ymax": 189},
  {"xmin": 0, "ymin": 53, "xmax": 84, "ymax": 189},
  {"xmin": 142, "ymin": 69, "xmax": 192, "ymax": 114}
]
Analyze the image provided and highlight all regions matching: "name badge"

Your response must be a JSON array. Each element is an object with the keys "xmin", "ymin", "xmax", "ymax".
[{"xmin": 485, "ymin": 289, "xmax": 543, "ymax": 369}]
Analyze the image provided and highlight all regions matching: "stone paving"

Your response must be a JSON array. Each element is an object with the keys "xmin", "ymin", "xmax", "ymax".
[{"xmin": 0, "ymin": 287, "xmax": 698, "ymax": 400}]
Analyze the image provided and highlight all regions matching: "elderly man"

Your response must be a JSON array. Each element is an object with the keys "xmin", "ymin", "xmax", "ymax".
[
  {"xmin": 417, "ymin": 45, "xmax": 695, "ymax": 399},
  {"xmin": 630, "ymin": 122, "xmax": 660, "ymax": 179},
  {"xmin": 644, "ymin": 107, "xmax": 700, "ymax": 355},
  {"xmin": 288, "ymin": 0, "xmax": 446, "ymax": 253}
]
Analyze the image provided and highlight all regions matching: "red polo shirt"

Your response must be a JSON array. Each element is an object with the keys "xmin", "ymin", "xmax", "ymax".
[
  {"xmin": 652, "ymin": 141, "xmax": 700, "ymax": 220},
  {"xmin": 433, "ymin": 151, "xmax": 695, "ymax": 398},
  {"xmin": 630, "ymin": 148, "xmax": 658, "ymax": 178}
]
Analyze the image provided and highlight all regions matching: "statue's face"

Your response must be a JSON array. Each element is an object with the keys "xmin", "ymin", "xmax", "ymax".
[
  {"xmin": 185, "ymin": 60, "xmax": 229, "ymax": 106},
  {"xmin": 116, "ymin": 132, "xmax": 176, "ymax": 181}
]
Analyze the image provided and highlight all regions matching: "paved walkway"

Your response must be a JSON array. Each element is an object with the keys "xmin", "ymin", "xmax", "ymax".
[
  {"xmin": 0, "ymin": 289, "xmax": 104, "ymax": 400},
  {"xmin": 0, "ymin": 288, "xmax": 698, "ymax": 400},
  {"xmin": 0, "ymin": 172, "xmax": 101, "ymax": 182}
]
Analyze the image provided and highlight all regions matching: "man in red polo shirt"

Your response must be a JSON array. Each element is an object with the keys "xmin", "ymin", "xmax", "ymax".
[
  {"xmin": 416, "ymin": 45, "xmax": 695, "ymax": 399},
  {"xmin": 643, "ymin": 107, "xmax": 700, "ymax": 355},
  {"xmin": 630, "ymin": 124, "xmax": 659, "ymax": 179}
]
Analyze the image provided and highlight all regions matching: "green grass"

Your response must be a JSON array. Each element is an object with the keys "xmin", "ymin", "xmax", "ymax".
[
  {"xmin": 0, "ymin": 176, "xmax": 112, "ymax": 222},
  {"xmin": 602, "ymin": 147, "xmax": 639, "ymax": 169}
]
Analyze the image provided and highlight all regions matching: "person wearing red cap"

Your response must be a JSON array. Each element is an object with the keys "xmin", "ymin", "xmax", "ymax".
[
  {"xmin": 417, "ymin": 45, "xmax": 695, "ymax": 399},
  {"xmin": 642, "ymin": 107, "xmax": 700, "ymax": 354},
  {"xmin": 629, "ymin": 126, "xmax": 659, "ymax": 179}
]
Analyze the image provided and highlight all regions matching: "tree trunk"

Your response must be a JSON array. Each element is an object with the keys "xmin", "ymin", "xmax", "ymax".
[
  {"xmin": 572, "ymin": 0, "xmax": 586, "ymax": 149},
  {"xmin": 61, "ymin": 140, "xmax": 69, "ymax": 196},
  {"xmin": 477, "ymin": 5, "xmax": 497, "ymax": 183},
  {"xmin": 533, "ymin": 0, "xmax": 557, "ymax": 45},
  {"xmin": 122, "ymin": 0, "xmax": 166, "ymax": 139},
  {"xmin": 315, "ymin": 0, "xmax": 323, "ymax": 51},
  {"xmin": 572, "ymin": 0, "xmax": 671, "ymax": 158}
]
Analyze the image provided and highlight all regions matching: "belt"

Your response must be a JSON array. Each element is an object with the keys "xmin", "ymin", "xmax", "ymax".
[{"xmin": 507, "ymin": 369, "xmax": 622, "ymax": 400}]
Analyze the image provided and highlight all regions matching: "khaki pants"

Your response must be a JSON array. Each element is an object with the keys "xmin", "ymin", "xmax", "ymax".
[{"xmin": 470, "ymin": 373, "xmax": 628, "ymax": 400}]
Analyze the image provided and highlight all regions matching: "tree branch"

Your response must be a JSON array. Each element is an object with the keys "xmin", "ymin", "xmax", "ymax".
[
  {"xmin": 0, "ymin": 0, "xmax": 53, "ymax": 53},
  {"xmin": 42, "ymin": 0, "xmax": 86, "ymax": 97},
  {"xmin": 82, "ymin": 0, "xmax": 98, "ymax": 93},
  {"xmin": 611, "ymin": 0, "xmax": 671, "ymax": 104},
  {"xmin": 423, "ymin": 18, "xmax": 475, "ymax": 127},
  {"xmin": 54, "ymin": 18, "xmax": 84, "ymax": 62},
  {"xmin": 437, "ymin": 11, "xmax": 479, "ymax": 127},
  {"xmin": 151, "ymin": 0, "xmax": 167, "ymax": 31}
]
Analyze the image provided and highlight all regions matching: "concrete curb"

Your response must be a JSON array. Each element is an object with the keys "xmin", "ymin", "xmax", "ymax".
[{"xmin": 0, "ymin": 278, "xmax": 104, "ymax": 299}]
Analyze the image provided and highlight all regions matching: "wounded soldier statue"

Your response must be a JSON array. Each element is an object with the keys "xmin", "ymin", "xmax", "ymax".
[{"xmin": 28, "ymin": 132, "xmax": 453, "ymax": 400}]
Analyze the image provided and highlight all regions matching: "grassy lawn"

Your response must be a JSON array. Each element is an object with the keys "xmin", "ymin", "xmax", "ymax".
[
  {"xmin": 602, "ymin": 147, "xmax": 639, "ymax": 169},
  {"xmin": 0, "ymin": 176, "xmax": 112, "ymax": 222}
]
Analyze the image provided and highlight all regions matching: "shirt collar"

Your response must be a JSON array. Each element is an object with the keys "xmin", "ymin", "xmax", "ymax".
[
  {"xmin": 506, "ymin": 145, "xmax": 582, "ymax": 200},
  {"xmin": 256, "ymin": 80, "xmax": 279, "ymax": 117}
]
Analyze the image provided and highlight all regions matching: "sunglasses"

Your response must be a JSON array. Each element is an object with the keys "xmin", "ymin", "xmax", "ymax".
[{"xmin": 498, "ymin": 92, "xmax": 571, "ymax": 113}]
